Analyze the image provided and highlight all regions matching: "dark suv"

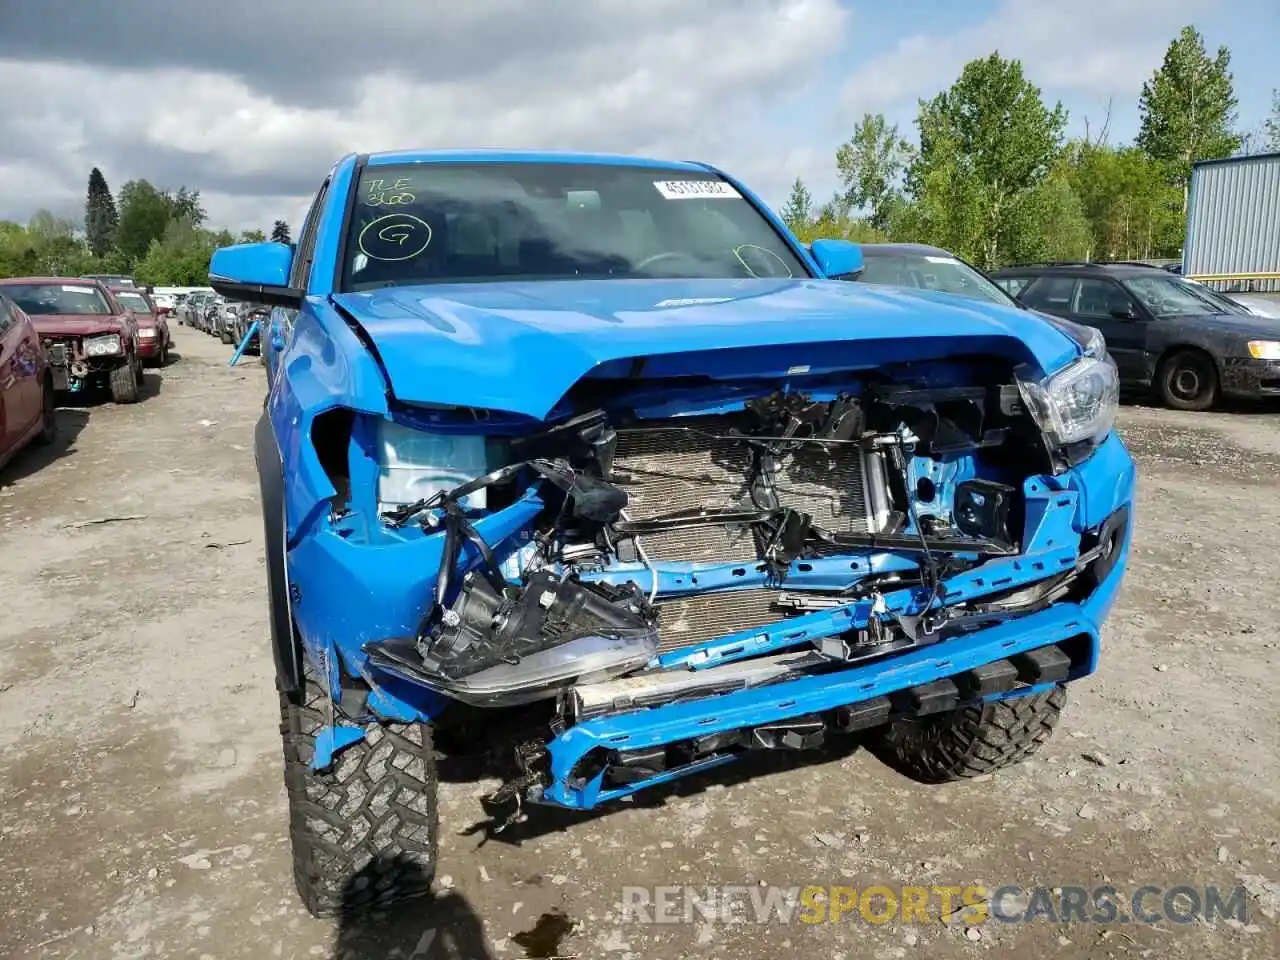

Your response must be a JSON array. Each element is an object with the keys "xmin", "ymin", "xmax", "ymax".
[{"xmin": 991, "ymin": 262, "xmax": 1280, "ymax": 411}]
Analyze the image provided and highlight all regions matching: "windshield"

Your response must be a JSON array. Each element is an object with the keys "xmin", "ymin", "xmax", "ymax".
[
  {"xmin": 1123, "ymin": 276, "xmax": 1217, "ymax": 318},
  {"xmin": 3, "ymin": 283, "xmax": 113, "ymax": 316},
  {"xmin": 1171, "ymin": 278, "xmax": 1247, "ymax": 315},
  {"xmin": 115, "ymin": 292, "xmax": 153, "ymax": 313},
  {"xmin": 340, "ymin": 162, "xmax": 808, "ymax": 290},
  {"xmin": 857, "ymin": 250, "xmax": 1013, "ymax": 306}
]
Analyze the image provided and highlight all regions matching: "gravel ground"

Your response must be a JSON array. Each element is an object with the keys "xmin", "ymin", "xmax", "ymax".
[{"xmin": 1, "ymin": 329, "xmax": 1278, "ymax": 960}]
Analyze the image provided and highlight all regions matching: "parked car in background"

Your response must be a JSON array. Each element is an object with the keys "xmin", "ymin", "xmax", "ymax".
[
  {"xmin": 991, "ymin": 261, "xmax": 1280, "ymax": 410},
  {"xmin": 82, "ymin": 273, "xmax": 137, "ymax": 290},
  {"xmin": 0, "ymin": 292, "xmax": 57, "ymax": 470},
  {"xmin": 150, "ymin": 292, "xmax": 177, "ymax": 318},
  {"xmin": 217, "ymin": 300, "xmax": 243, "ymax": 344},
  {"xmin": 846, "ymin": 243, "xmax": 1016, "ymax": 306},
  {"xmin": 0, "ymin": 278, "xmax": 143, "ymax": 403},
  {"xmin": 230, "ymin": 303, "xmax": 267, "ymax": 353},
  {"xmin": 181, "ymin": 291, "xmax": 213, "ymax": 329},
  {"xmin": 111, "ymin": 286, "xmax": 172, "ymax": 367}
]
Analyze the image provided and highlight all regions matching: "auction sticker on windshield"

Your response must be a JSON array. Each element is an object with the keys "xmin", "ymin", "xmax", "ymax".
[
  {"xmin": 653, "ymin": 180, "xmax": 741, "ymax": 200},
  {"xmin": 925, "ymin": 256, "xmax": 960, "ymax": 264},
  {"xmin": 62, "ymin": 285, "xmax": 97, "ymax": 293}
]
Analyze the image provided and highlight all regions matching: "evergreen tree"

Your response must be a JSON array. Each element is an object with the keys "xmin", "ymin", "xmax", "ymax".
[
  {"xmin": 270, "ymin": 220, "xmax": 292, "ymax": 244},
  {"xmin": 84, "ymin": 167, "xmax": 118, "ymax": 259},
  {"xmin": 780, "ymin": 178, "xmax": 813, "ymax": 232}
]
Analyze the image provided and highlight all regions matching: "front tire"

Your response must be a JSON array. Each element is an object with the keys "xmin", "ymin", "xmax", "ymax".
[
  {"xmin": 36, "ymin": 376, "xmax": 57, "ymax": 445},
  {"xmin": 280, "ymin": 665, "xmax": 438, "ymax": 918},
  {"xmin": 1158, "ymin": 349, "xmax": 1218, "ymax": 411},
  {"xmin": 109, "ymin": 359, "xmax": 140, "ymax": 404},
  {"xmin": 879, "ymin": 686, "xmax": 1065, "ymax": 783}
]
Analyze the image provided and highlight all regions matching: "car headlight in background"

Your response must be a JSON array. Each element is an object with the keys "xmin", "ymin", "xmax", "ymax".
[
  {"xmin": 1247, "ymin": 340, "xmax": 1280, "ymax": 360},
  {"xmin": 138, "ymin": 328, "xmax": 158, "ymax": 339},
  {"xmin": 1018, "ymin": 327, "xmax": 1119, "ymax": 448},
  {"xmin": 83, "ymin": 334, "xmax": 123, "ymax": 357}
]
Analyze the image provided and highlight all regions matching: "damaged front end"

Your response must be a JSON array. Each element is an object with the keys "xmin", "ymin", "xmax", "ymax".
[{"xmin": 282, "ymin": 329, "xmax": 1132, "ymax": 812}]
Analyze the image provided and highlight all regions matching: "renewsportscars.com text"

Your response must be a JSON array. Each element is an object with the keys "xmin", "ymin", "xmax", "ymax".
[{"xmin": 621, "ymin": 883, "xmax": 1249, "ymax": 926}]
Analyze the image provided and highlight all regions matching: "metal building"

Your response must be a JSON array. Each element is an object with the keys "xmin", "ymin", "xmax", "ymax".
[{"xmin": 1183, "ymin": 151, "xmax": 1280, "ymax": 293}]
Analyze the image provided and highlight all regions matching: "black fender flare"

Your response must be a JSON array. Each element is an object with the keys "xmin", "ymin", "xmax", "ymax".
[{"xmin": 255, "ymin": 409, "xmax": 304, "ymax": 696}]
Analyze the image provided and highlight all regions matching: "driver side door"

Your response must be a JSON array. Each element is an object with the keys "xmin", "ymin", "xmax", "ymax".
[{"xmin": 1068, "ymin": 278, "xmax": 1150, "ymax": 383}]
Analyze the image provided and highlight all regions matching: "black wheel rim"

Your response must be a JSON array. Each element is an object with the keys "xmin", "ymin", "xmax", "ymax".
[{"xmin": 1171, "ymin": 364, "xmax": 1203, "ymax": 402}]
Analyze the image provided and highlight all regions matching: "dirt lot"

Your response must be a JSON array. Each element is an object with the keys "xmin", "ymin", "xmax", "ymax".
[{"xmin": 1, "ymin": 329, "xmax": 1278, "ymax": 960}]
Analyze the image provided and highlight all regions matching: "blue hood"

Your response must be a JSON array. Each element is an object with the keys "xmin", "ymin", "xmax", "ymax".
[{"xmin": 331, "ymin": 278, "xmax": 1079, "ymax": 419}]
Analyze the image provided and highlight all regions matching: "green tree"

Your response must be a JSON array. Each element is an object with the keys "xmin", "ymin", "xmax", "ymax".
[
  {"xmin": 904, "ymin": 53, "xmax": 1067, "ymax": 267},
  {"xmin": 239, "ymin": 229, "xmax": 266, "ymax": 243},
  {"xmin": 115, "ymin": 180, "xmax": 172, "ymax": 263},
  {"xmin": 270, "ymin": 220, "xmax": 291, "ymax": 244},
  {"xmin": 780, "ymin": 177, "xmax": 813, "ymax": 232},
  {"xmin": 84, "ymin": 167, "xmax": 118, "ymax": 258},
  {"xmin": 836, "ymin": 113, "xmax": 913, "ymax": 231},
  {"xmin": 1136, "ymin": 26, "xmax": 1242, "ymax": 210},
  {"xmin": 169, "ymin": 187, "xmax": 207, "ymax": 227},
  {"xmin": 134, "ymin": 217, "xmax": 223, "ymax": 286},
  {"xmin": 1266, "ymin": 89, "xmax": 1280, "ymax": 151},
  {"xmin": 1066, "ymin": 143, "xmax": 1181, "ymax": 259}
]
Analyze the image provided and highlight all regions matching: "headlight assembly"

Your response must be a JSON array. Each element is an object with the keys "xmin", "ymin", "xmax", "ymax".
[
  {"xmin": 1247, "ymin": 340, "xmax": 1280, "ymax": 360},
  {"xmin": 1017, "ymin": 327, "xmax": 1119, "ymax": 448},
  {"xmin": 83, "ymin": 334, "xmax": 123, "ymax": 357}
]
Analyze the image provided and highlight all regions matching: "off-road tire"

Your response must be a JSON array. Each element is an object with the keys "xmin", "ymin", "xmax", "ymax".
[
  {"xmin": 879, "ymin": 686, "xmax": 1065, "ymax": 783},
  {"xmin": 109, "ymin": 359, "xmax": 140, "ymax": 404},
  {"xmin": 279, "ymin": 665, "xmax": 438, "ymax": 918},
  {"xmin": 1158, "ymin": 349, "xmax": 1218, "ymax": 411},
  {"xmin": 36, "ymin": 376, "xmax": 57, "ymax": 444}
]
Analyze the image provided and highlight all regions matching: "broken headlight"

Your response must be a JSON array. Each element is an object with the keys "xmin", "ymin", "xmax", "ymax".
[
  {"xmin": 83, "ymin": 334, "xmax": 123, "ymax": 357},
  {"xmin": 1017, "ymin": 328, "xmax": 1118, "ymax": 447}
]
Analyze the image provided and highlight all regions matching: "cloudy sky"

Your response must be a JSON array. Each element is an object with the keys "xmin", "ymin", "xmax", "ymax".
[{"xmin": 0, "ymin": 0, "xmax": 1274, "ymax": 234}]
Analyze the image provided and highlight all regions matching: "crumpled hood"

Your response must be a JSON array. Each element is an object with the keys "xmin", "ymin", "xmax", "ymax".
[
  {"xmin": 31, "ymin": 315, "xmax": 126, "ymax": 338},
  {"xmin": 331, "ymin": 278, "xmax": 1079, "ymax": 418}
]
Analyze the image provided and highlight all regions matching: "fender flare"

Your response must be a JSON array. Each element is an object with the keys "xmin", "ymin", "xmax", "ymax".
[{"xmin": 255, "ymin": 408, "xmax": 304, "ymax": 696}]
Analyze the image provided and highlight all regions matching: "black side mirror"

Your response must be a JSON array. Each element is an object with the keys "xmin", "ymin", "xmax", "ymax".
[{"xmin": 1109, "ymin": 304, "xmax": 1136, "ymax": 320}]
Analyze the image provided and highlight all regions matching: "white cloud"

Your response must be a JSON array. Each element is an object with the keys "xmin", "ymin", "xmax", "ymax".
[
  {"xmin": 0, "ymin": 0, "xmax": 848, "ymax": 231},
  {"xmin": 840, "ymin": 0, "xmax": 1211, "ymax": 123}
]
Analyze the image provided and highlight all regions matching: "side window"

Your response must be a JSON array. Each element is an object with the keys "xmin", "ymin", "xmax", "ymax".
[
  {"xmin": 1072, "ymin": 278, "xmax": 1136, "ymax": 320},
  {"xmin": 1019, "ymin": 276, "xmax": 1076, "ymax": 313},
  {"xmin": 288, "ymin": 180, "xmax": 331, "ymax": 291},
  {"xmin": 995, "ymin": 276, "xmax": 1031, "ymax": 297}
]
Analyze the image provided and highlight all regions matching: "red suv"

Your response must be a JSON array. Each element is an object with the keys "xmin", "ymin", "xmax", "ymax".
[
  {"xmin": 0, "ymin": 278, "xmax": 143, "ymax": 404},
  {"xmin": 0, "ymin": 292, "xmax": 57, "ymax": 471}
]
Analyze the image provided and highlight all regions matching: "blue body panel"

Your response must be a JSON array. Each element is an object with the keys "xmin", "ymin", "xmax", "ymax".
[
  {"xmin": 331, "ymin": 279, "xmax": 1079, "ymax": 419},
  {"xmin": 219, "ymin": 149, "xmax": 1136, "ymax": 808}
]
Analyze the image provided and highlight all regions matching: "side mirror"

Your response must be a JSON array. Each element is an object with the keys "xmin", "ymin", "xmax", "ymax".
[
  {"xmin": 209, "ymin": 242, "xmax": 303, "ymax": 309},
  {"xmin": 1109, "ymin": 304, "xmax": 1137, "ymax": 320},
  {"xmin": 809, "ymin": 238, "xmax": 864, "ymax": 280}
]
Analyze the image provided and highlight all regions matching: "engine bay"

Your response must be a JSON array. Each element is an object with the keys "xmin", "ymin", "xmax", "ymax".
[{"xmin": 357, "ymin": 368, "xmax": 1076, "ymax": 710}]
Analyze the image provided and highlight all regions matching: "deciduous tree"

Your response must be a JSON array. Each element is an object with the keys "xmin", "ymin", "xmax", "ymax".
[
  {"xmin": 904, "ymin": 53, "xmax": 1066, "ymax": 268},
  {"xmin": 836, "ymin": 113, "xmax": 912, "ymax": 231},
  {"xmin": 1137, "ymin": 26, "xmax": 1242, "ymax": 210}
]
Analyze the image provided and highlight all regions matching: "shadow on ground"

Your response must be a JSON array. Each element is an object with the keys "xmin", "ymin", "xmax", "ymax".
[
  {"xmin": 0, "ymin": 408, "xmax": 90, "ymax": 488},
  {"xmin": 332, "ymin": 859, "xmax": 497, "ymax": 960}
]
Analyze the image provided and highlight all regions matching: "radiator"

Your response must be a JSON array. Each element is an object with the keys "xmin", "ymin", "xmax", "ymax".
[{"xmin": 613, "ymin": 418, "xmax": 875, "ymax": 651}]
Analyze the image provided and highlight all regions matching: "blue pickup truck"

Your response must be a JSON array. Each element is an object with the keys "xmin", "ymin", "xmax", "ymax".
[{"xmin": 210, "ymin": 150, "xmax": 1134, "ymax": 917}]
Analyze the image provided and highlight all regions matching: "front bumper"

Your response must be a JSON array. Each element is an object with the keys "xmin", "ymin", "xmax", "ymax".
[
  {"xmin": 1222, "ymin": 357, "xmax": 1280, "ymax": 397},
  {"xmin": 293, "ymin": 430, "xmax": 1136, "ymax": 805}
]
